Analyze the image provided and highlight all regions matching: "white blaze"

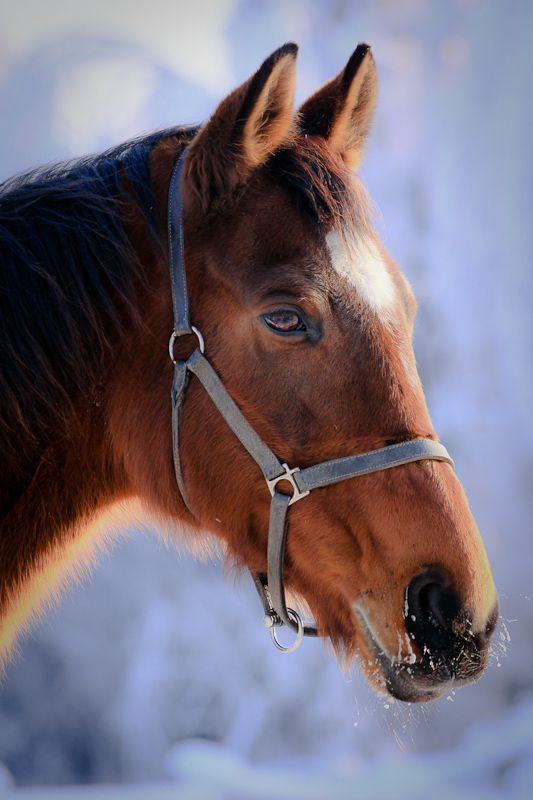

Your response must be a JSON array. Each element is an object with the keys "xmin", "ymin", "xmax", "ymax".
[
  {"xmin": 326, "ymin": 228, "xmax": 422, "ymax": 391},
  {"xmin": 326, "ymin": 229, "xmax": 396, "ymax": 319}
]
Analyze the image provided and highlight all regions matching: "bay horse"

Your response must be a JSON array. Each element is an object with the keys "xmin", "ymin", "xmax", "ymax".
[{"xmin": 0, "ymin": 43, "xmax": 498, "ymax": 702}]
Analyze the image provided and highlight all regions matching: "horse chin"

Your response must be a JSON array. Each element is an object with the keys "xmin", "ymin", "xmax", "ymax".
[{"xmin": 353, "ymin": 607, "xmax": 489, "ymax": 704}]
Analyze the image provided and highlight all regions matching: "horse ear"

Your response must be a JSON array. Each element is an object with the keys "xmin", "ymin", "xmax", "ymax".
[
  {"xmin": 298, "ymin": 44, "xmax": 378, "ymax": 170},
  {"xmin": 185, "ymin": 43, "xmax": 298, "ymax": 212}
]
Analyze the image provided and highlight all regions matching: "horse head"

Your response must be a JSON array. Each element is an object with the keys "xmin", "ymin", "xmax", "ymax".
[{"xmin": 136, "ymin": 44, "xmax": 498, "ymax": 702}]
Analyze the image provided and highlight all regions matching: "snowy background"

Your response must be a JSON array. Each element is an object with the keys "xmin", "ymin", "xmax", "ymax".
[{"xmin": 0, "ymin": 0, "xmax": 532, "ymax": 797}]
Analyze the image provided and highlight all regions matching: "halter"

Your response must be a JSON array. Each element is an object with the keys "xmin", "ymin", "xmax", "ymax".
[{"xmin": 168, "ymin": 148, "xmax": 454, "ymax": 653}]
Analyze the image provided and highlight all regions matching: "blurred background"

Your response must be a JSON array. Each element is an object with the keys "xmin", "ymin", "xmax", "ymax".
[{"xmin": 0, "ymin": 0, "xmax": 532, "ymax": 797}]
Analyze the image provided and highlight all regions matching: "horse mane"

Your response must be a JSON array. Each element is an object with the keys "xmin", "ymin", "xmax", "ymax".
[
  {"xmin": 0, "ymin": 123, "xmax": 371, "ymax": 464},
  {"xmin": 0, "ymin": 126, "xmax": 193, "ymax": 457}
]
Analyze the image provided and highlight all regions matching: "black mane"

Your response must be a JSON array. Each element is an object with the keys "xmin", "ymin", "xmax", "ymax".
[{"xmin": 0, "ymin": 127, "xmax": 188, "ymax": 451}]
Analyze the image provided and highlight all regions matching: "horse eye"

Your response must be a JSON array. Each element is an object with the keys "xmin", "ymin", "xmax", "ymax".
[{"xmin": 263, "ymin": 310, "xmax": 306, "ymax": 333}]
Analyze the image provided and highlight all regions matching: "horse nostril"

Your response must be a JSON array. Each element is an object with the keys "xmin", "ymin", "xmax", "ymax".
[
  {"xmin": 424, "ymin": 583, "xmax": 460, "ymax": 634},
  {"xmin": 406, "ymin": 569, "xmax": 463, "ymax": 655}
]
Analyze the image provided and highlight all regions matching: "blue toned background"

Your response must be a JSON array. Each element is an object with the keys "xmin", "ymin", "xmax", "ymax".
[{"xmin": 0, "ymin": 1, "xmax": 532, "ymax": 797}]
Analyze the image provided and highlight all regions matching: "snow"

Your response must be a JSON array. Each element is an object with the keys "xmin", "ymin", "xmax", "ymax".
[
  {"xmin": 1, "ymin": 0, "xmax": 532, "ymax": 796},
  {"xmin": 3, "ymin": 698, "xmax": 533, "ymax": 798}
]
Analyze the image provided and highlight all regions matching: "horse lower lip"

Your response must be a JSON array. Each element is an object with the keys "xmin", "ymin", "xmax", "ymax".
[
  {"xmin": 353, "ymin": 606, "xmax": 485, "ymax": 703},
  {"xmin": 382, "ymin": 660, "xmax": 452, "ymax": 703}
]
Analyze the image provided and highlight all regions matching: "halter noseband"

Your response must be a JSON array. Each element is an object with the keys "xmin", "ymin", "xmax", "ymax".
[{"xmin": 168, "ymin": 148, "xmax": 454, "ymax": 652}]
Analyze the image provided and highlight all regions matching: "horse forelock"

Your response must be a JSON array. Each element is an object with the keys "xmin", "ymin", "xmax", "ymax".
[{"xmin": 266, "ymin": 134, "xmax": 374, "ymax": 233}]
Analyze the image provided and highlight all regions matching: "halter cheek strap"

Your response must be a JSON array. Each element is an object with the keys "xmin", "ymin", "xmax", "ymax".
[{"xmin": 168, "ymin": 148, "xmax": 455, "ymax": 650}]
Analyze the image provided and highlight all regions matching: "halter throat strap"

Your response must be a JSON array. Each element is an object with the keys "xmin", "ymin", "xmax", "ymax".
[{"xmin": 167, "ymin": 148, "xmax": 455, "ymax": 647}]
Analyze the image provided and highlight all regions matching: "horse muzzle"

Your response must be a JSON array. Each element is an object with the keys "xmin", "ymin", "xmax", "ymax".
[{"xmin": 354, "ymin": 570, "xmax": 500, "ymax": 702}]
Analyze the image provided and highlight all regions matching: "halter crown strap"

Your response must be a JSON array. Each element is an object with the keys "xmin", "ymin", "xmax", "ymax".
[
  {"xmin": 168, "ymin": 146, "xmax": 196, "ymax": 510},
  {"xmin": 168, "ymin": 149, "xmax": 192, "ymax": 337},
  {"xmin": 167, "ymin": 148, "xmax": 455, "ymax": 648}
]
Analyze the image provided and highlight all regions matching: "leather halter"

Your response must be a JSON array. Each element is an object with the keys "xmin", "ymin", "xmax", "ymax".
[{"xmin": 168, "ymin": 148, "xmax": 455, "ymax": 652}]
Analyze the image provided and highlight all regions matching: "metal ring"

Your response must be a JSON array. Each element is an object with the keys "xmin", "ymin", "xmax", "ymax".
[
  {"xmin": 191, "ymin": 326, "xmax": 205, "ymax": 354},
  {"xmin": 169, "ymin": 327, "xmax": 205, "ymax": 363},
  {"xmin": 168, "ymin": 330, "xmax": 178, "ymax": 363},
  {"xmin": 269, "ymin": 608, "xmax": 304, "ymax": 653}
]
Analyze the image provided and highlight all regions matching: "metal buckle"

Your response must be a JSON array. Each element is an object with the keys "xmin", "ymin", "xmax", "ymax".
[
  {"xmin": 266, "ymin": 463, "xmax": 310, "ymax": 505},
  {"xmin": 169, "ymin": 326, "xmax": 205, "ymax": 363}
]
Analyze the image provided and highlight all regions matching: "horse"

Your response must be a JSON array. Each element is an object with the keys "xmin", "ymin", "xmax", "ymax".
[{"xmin": 0, "ymin": 42, "xmax": 498, "ymax": 702}]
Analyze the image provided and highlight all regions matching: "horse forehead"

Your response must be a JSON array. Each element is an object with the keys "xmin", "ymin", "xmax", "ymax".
[{"xmin": 325, "ymin": 228, "xmax": 398, "ymax": 319}]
